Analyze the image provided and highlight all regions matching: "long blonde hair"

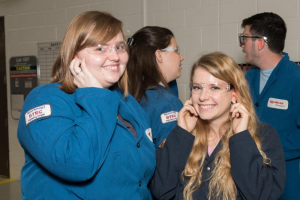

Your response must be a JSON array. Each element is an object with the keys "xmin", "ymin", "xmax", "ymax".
[
  {"xmin": 183, "ymin": 52, "xmax": 270, "ymax": 200},
  {"xmin": 51, "ymin": 11, "xmax": 128, "ymax": 95}
]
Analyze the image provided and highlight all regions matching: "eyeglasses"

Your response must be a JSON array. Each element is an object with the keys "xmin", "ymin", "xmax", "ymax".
[
  {"xmin": 86, "ymin": 42, "xmax": 127, "ymax": 56},
  {"xmin": 238, "ymin": 34, "xmax": 268, "ymax": 45},
  {"xmin": 190, "ymin": 82, "xmax": 232, "ymax": 95},
  {"xmin": 160, "ymin": 46, "xmax": 180, "ymax": 55}
]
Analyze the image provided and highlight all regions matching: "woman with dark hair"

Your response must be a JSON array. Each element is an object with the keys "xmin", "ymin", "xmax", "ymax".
[
  {"xmin": 127, "ymin": 26, "xmax": 184, "ymax": 148},
  {"xmin": 150, "ymin": 52, "xmax": 285, "ymax": 200},
  {"xmin": 17, "ymin": 11, "xmax": 155, "ymax": 200}
]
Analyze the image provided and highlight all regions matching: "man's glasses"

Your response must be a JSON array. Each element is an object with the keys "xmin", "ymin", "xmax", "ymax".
[
  {"xmin": 190, "ymin": 82, "xmax": 232, "ymax": 95},
  {"xmin": 238, "ymin": 34, "xmax": 268, "ymax": 45},
  {"xmin": 86, "ymin": 42, "xmax": 127, "ymax": 56},
  {"xmin": 160, "ymin": 46, "xmax": 180, "ymax": 55}
]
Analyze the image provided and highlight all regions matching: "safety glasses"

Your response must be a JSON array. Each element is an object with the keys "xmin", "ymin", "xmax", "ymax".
[
  {"xmin": 190, "ymin": 82, "xmax": 232, "ymax": 95},
  {"xmin": 85, "ymin": 42, "xmax": 127, "ymax": 56},
  {"xmin": 238, "ymin": 34, "xmax": 268, "ymax": 45},
  {"xmin": 160, "ymin": 46, "xmax": 180, "ymax": 55}
]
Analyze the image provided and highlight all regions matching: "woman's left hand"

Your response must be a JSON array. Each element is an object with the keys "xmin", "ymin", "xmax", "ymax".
[{"xmin": 230, "ymin": 103, "xmax": 250, "ymax": 134}]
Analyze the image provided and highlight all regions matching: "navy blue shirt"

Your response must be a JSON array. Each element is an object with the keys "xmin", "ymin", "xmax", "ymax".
[{"xmin": 150, "ymin": 124, "xmax": 285, "ymax": 199}]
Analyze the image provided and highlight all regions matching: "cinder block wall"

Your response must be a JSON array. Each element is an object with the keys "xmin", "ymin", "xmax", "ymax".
[
  {"xmin": 145, "ymin": 0, "xmax": 300, "ymax": 101},
  {"xmin": 0, "ymin": 0, "xmax": 299, "ymax": 180}
]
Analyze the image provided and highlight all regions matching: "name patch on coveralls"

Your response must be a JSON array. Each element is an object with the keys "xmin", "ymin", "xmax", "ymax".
[
  {"xmin": 161, "ymin": 111, "xmax": 178, "ymax": 124},
  {"xmin": 267, "ymin": 98, "xmax": 288, "ymax": 110},
  {"xmin": 25, "ymin": 104, "xmax": 52, "ymax": 126},
  {"xmin": 145, "ymin": 128, "xmax": 153, "ymax": 142}
]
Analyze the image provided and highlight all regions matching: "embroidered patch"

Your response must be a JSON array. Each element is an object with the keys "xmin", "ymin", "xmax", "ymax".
[
  {"xmin": 25, "ymin": 104, "xmax": 52, "ymax": 126},
  {"xmin": 267, "ymin": 98, "xmax": 288, "ymax": 110},
  {"xmin": 161, "ymin": 111, "xmax": 178, "ymax": 124},
  {"xmin": 145, "ymin": 128, "xmax": 153, "ymax": 142}
]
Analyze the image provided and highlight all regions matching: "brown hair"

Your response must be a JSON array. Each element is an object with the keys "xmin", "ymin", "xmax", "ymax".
[
  {"xmin": 51, "ymin": 11, "xmax": 128, "ymax": 94},
  {"xmin": 183, "ymin": 52, "xmax": 270, "ymax": 200},
  {"xmin": 127, "ymin": 26, "xmax": 174, "ymax": 102}
]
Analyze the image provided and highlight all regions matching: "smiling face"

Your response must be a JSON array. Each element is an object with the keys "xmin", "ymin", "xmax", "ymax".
[
  {"xmin": 191, "ymin": 67, "xmax": 234, "ymax": 125},
  {"xmin": 77, "ymin": 32, "xmax": 128, "ymax": 88},
  {"xmin": 158, "ymin": 37, "xmax": 184, "ymax": 83}
]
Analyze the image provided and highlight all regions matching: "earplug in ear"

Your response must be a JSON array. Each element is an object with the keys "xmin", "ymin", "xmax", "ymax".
[
  {"xmin": 232, "ymin": 92, "xmax": 237, "ymax": 104},
  {"xmin": 258, "ymin": 42, "xmax": 262, "ymax": 47},
  {"xmin": 74, "ymin": 55, "xmax": 78, "ymax": 58}
]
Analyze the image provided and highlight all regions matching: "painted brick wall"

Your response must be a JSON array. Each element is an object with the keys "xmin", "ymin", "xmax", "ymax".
[
  {"xmin": 146, "ymin": 0, "xmax": 300, "ymax": 102},
  {"xmin": 0, "ymin": 0, "xmax": 299, "ymax": 179}
]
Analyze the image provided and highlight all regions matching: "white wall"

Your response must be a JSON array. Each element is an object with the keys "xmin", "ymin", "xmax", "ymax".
[{"xmin": 1, "ymin": 0, "xmax": 300, "ymax": 180}]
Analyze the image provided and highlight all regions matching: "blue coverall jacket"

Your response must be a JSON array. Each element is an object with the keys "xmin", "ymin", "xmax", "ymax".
[
  {"xmin": 246, "ymin": 53, "xmax": 300, "ymax": 200},
  {"xmin": 140, "ymin": 85, "xmax": 183, "ymax": 148},
  {"xmin": 17, "ymin": 83, "xmax": 156, "ymax": 200}
]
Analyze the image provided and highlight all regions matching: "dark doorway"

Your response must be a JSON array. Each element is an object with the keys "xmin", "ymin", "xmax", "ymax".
[{"xmin": 0, "ymin": 16, "xmax": 9, "ymax": 177}]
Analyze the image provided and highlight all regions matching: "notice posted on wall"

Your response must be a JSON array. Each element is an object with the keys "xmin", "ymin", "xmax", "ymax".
[
  {"xmin": 9, "ymin": 56, "xmax": 37, "ymax": 119},
  {"xmin": 38, "ymin": 42, "xmax": 61, "ymax": 85}
]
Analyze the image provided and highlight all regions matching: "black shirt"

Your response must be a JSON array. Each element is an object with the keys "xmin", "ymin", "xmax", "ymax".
[{"xmin": 150, "ymin": 123, "xmax": 286, "ymax": 200}]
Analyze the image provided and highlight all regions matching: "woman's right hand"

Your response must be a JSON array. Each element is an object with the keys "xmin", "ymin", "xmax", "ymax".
[
  {"xmin": 177, "ymin": 99, "xmax": 198, "ymax": 132},
  {"xmin": 70, "ymin": 56, "xmax": 103, "ymax": 88}
]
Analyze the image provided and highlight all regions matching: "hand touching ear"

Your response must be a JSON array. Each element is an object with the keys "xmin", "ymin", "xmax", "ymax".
[
  {"xmin": 230, "ymin": 103, "xmax": 250, "ymax": 134},
  {"xmin": 70, "ymin": 57, "xmax": 103, "ymax": 88},
  {"xmin": 177, "ymin": 99, "xmax": 198, "ymax": 132}
]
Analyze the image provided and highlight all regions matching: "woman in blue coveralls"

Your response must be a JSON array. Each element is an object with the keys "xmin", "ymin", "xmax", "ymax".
[
  {"xmin": 150, "ymin": 52, "xmax": 286, "ymax": 199},
  {"xmin": 17, "ymin": 11, "xmax": 155, "ymax": 200},
  {"xmin": 127, "ymin": 26, "xmax": 184, "ymax": 148}
]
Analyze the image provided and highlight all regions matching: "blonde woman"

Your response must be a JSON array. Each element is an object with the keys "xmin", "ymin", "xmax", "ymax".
[{"xmin": 150, "ymin": 52, "xmax": 285, "ymax": 200}]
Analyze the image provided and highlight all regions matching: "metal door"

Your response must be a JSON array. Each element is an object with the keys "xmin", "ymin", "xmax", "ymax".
[{"xmin": 0, "ymin": 16, "xmax": 9, "ymax": 177}]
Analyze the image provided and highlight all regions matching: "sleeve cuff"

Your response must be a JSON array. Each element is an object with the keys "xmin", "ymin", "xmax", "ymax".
[{"xmin": 229, "ymin": 130, "xmax": 253, "ymax": 145}]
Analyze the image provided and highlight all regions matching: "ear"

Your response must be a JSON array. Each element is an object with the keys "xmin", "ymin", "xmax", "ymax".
[
  {"xmin": 232, "ymin": 90, "xmax": 237, "ymax": 104},
  {"xmin": 257, "ymin": 39, "xmax": 265, "ymax": 51},
  {"xmin": 155, "ymin": 50, "xmax": 163, "ymax": 63}
]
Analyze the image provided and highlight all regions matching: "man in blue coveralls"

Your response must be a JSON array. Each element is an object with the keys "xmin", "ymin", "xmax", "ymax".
[{"xmin": 240, "ymin": 12, "xmax": 300, "ymax": 199}]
